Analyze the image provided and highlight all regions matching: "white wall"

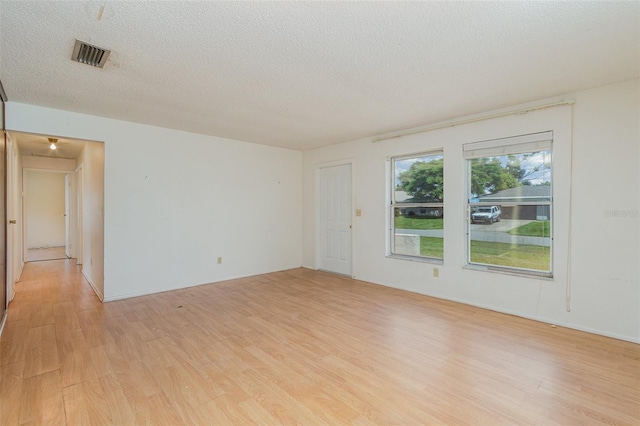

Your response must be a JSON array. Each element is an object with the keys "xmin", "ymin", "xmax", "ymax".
[
  {"xmin": 22, "ymin": 155, "xmax": 76, "ymax": 171},
  {"xmin": 302, "ymin": 79, "xmax": 639, "ymax": 343},
  {"xmin": 77, "ymin": 142, "xmax": 105, "ymax": 299},
  {"xmin": 24, "ymin": 170, "xmax": 66, "ymax": 249},
  {"xmin": 6, "ymin": 103, "xmax": 303, "ymax": 301}
]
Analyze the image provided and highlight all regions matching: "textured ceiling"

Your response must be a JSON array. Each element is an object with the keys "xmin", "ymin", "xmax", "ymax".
[{"xmin": 0, "ymin": 1, "xmax": 638, "ymax": 151}]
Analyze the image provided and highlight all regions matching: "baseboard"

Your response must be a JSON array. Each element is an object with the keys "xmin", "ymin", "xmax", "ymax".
[
  {"xmin": 102, "ymin": 267, "xmax": 303, "ymax": 302},
  {"xmin": 0, "ymin": 311, "xmax": 7, "ymax": 339},
  {"xmin": 82, "ymin": 270, "xmax": 104, "ymax": 301},
  {"xmin": 103, "ymin": 274, "xmax": 259, "ymax": 302}
]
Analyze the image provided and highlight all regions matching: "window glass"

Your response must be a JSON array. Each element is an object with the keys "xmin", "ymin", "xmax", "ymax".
[
  {"xmin": 391, "ymin": 152, "xmax": 443, "ymax": 260},
  {"xmin": 465, "ymin": 133, "xmax": 552, "ymax": 276}
]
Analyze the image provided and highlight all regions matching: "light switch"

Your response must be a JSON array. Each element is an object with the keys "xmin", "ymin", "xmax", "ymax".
[{"xmin": 355, "ymin": 209, "xmax": 362, "ymax": 217}]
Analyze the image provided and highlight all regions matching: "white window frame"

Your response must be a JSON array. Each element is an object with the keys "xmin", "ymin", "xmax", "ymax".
[
  {"xmin": 464, "ymin": 131, "xmax": 553, "ymax": 277},
  {"xmin": 389, "ymin": 150, "xmax": 444, "ymax": 262}
]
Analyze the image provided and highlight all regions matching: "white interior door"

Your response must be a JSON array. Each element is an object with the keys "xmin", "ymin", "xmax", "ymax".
[{"xmin": 318, "ymin": 164, "xmax": 352, "ymax": 276}]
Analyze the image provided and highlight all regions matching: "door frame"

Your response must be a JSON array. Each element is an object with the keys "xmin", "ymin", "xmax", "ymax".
[
  {"xmin": 75, "ymin": 164, "xmax": 83, "ymax": 266},
  {"xmin": 5, "ymin": 132, "xmax": 21, "ymax": 302},
  {"xmin": 315, "ymin": 160, "xmax": 354, "ymax": 277},
  {"xmin": 64, "ymin": 172, "xmax": 78, "ymax": 259},
  {"xmin": 0, "ymin": 81, "xmax": 6, "ymax": 335}
]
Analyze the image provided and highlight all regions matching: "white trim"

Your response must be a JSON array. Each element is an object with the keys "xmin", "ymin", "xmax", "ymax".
[
  {"xmin": 462, "ymin": 131, "xmax": 553, "ymax": 159},
  {"xmin": 82, "ymin": 269, "xmax": 103, "ymax": 301},
  {"xmin": 372, "ymin": 99, "xmax": 574, "ymax": 143},
  {"xmin": 0, "ymin": 311, "xmax": 6, "ymax": 338},
  {"xmin": 75, "ymin": 165, "xmax": 83, "ymax": 266}
]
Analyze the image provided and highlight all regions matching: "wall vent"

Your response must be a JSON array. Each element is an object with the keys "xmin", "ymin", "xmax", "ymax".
[{"xmin": 71, "ymin": 40, "xmax": 111, "ymax": 68}]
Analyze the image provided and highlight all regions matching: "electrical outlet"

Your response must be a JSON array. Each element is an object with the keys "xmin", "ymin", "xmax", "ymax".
[
  {"xmin": 355, "ymin": 209, "xmax": 362, "ymax": 217},
  {"xmin": 217, "ymin": 257, "xmax": 222, "ymax": 264},
  {"xmin": 433, "ymin": 267, "xmax": 439, "ymax": 278}
]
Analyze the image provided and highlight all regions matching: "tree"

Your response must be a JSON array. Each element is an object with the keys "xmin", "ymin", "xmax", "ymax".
[
  {"xmin": 470, "ymin": 154, "xmax": 549, "ymax": 196},
  {"xmin": 397, "ymin": 158, "xmax": 443, "ymax": 202},
  {"xmin": 470, "ymin": 158, "xmax": 519, "ymax": 197}
]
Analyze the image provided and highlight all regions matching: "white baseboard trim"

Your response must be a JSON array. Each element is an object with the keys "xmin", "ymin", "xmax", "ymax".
[
  {"xmin": 82, "ymin": 270, "xmax": 104, "ymax": 301},
  {"xmin": 102, "ymin": 275, "xmax": 254, "ymax": 302},
  {"xmin": 0, "ymin": 311, "xmax": 7, "ymax": 338},
  {"xmin": 444, "ymin": 295, "xmax": 640, "ymax": 344},
  {"xmin": 102, "ymin": 267, "xmax": 303, "ymax": 302}
]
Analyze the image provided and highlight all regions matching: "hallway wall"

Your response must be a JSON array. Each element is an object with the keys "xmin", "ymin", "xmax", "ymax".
[
  {"xmin": 24, "ymin": 170, "xmax": 66, "ymax": 249},
  {"xmin": 77, "ymin": 142, "xmax": 105, "ymax": 299}
]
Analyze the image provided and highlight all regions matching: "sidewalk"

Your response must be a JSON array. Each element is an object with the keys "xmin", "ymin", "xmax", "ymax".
[{"xmin": 397, "ymin": 219, "xmax": 551, "ymax": 247}]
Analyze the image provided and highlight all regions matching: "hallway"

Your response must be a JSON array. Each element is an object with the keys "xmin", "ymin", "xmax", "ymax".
[{"xmin": 0, "ymin": 259, "xmax": 102, "ymax": 423}]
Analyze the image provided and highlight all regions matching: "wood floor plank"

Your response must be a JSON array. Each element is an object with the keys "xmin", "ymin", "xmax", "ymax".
[
  {"xmin": 0, "ymin": 361, "xmax": 25, "ymax": 425},
  {"xmin": 0, "ymin": 259, "xmax": 638, "ymax": 425},
  {"xmin": 18, "ymin": 369, "xmax": 65, "ymax": 425}
]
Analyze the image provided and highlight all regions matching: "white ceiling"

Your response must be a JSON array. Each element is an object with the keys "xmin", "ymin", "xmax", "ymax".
[
  {"xmin": 9, "ymin": 131, "xmax": 87, "ymax": 160},
  {"xmin": 0, "ymin": 1, "xmax": 638, "ymax": 151}
]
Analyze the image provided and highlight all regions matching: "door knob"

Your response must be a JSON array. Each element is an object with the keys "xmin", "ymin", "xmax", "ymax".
[{"xmin": 9, "ymin": 220, "xmax": 16, "ymax": 224}]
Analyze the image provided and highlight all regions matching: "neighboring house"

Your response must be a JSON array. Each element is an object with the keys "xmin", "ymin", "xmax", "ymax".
[
  {"xmin": 479, "ymin": 186, "xmax": 551, "ymax": 220},
  {"xmin": 395, "ymin": 191, "xmax": 443, "ymax": 218},
  {"xmin": 394, "ymin": 190, "xmax": 411, "ymax": 202}
]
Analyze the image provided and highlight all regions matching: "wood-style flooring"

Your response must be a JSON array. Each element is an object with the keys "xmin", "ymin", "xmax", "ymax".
[{"xmin": 1, "ymin": 259, "xmax": 638, "ymax": 425}]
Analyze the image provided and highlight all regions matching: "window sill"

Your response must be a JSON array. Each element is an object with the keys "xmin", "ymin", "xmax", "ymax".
[
  {"xmin": 463, "ymin": 264, "xmax": 553, "ymax": 280},
  {"xmin": 387, "ymin": 254, "xmax": 444, "ymax": 265}
]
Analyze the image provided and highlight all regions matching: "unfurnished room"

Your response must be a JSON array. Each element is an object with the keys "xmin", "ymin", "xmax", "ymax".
[{"xmin": 0, "ymin": 1, "xmax": 638, "ymax": 425}]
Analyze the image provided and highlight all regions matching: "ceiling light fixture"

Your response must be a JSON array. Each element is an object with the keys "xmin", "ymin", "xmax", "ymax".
[{"xmin": 48, "ymin": 137, "xmax": 58, "ymax": 150}]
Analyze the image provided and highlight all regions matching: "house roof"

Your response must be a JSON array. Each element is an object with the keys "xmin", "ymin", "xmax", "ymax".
[
  {"xmin": 479, "ymin": 186, "xmax": 551, "ymax": 202},
  {"xmin": 0, "ymin": 2, "xmax": 638, "ymax": 151}
]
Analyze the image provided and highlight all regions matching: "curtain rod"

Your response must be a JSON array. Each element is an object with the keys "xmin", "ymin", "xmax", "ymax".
[{"xmin": 372, "ymin": 99, "xmax": 576, "ymax": 143}]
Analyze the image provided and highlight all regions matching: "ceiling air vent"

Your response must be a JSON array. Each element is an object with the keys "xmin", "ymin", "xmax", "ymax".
[{"xmin": 71, "ymin": 39, "xmax": 111, "ymax": 68}]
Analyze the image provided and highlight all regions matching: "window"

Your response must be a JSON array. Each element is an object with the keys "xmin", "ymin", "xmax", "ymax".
[
  {"xmin": 464, "ymin": 132, "xmax": 552, "ymax": 276},
  {"xmin": 390, "ymin": 151, "xmax": 443, "ymax": 260}
]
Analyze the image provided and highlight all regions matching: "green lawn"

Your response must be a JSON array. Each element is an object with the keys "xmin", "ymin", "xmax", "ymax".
[
  {"xmin": 419, "ymin": 237, "xmax": 443, "ymax": 258},
  {"xmin": 470, "ymin": 240, "xmax": 550, "ymax": 271},
  {"xmin": 418, "ymin": 238, "xmax": 549, "ymax": 270},
  {"xmin": 395, "ymin": 217, "xmax": 443, "ymax": 230},
  {"xmin": 508, "ymin": 220, "xmax": 551, "ymax": 237}
]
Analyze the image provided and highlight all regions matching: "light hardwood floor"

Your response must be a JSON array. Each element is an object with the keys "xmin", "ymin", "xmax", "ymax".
[{"xmin": 1, "ymin": 260, "xmax": 638, "ymax": 425}]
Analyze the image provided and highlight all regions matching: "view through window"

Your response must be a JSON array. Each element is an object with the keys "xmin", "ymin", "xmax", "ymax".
[
  {"xmin": 465, "ymin": 132, "xmax": 553, "ymax": 276},
  {"xmin": 390, "ymin": 152, "xmax": 443, "ymax": 260}
]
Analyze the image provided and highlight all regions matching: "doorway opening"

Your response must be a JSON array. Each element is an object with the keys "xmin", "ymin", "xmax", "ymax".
[
  {"xmin": 23, "ymin": 169, "xmax": 69, "ymax": 262},
  {"xmin": 6, "ymin": 131, "xmax": 105, "ymax": 301}
]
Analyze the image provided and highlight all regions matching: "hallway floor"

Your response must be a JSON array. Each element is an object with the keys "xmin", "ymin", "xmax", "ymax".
[
  {"xmin": 0, "ymin": 260, "xmax": 639, "ymax": 424},
  {"xmin": 26, "ymin": 246, "xmax": 67, "ymax": 262}
]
